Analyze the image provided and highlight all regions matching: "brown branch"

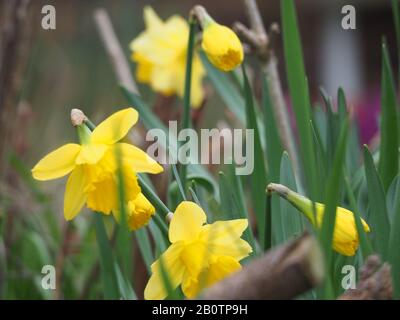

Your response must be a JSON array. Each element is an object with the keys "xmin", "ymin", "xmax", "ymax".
[
  {"xmin": 338, "ymin": 255, "xmax": 393, "ymax": 300},
  {"xmin": 201, "ymin": 233, "xmax": 324, "ymax": 299},
  {"xmin": 234, "ymin": 0, "xmax": 301, "ymax": 185},
  {"xmin": 93, "ymin": 8, "xmax": 139, "ymax": 95},
  {"xmin": 243, "ymin": 0, "xmax": 266, "ymax": 38},
  {"xmin": 0, "ymin": 0, "xmax": 36, "ymax": 177}
]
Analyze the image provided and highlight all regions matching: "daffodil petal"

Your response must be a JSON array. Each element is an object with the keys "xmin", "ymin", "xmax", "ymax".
[
  {"xmin": 91, "ymin": 108, "xmax": 138, "ymax": 144},
  {"xmin": 200, "ymin": 219, "xmax": 252, "ymax": 260},
  {"xmin": 118, "ymin": 143, "xmax": 163, "ymax": 174},
  {"xmin": 32, "ymin": 144, "xmax": 81, "ymax": 181},
  {"xmin": 64, "ymin": 166, "xmax": 86, "ymax": 221},
  {"xmin": 205, "ymin": 256, "xmax": 241, "ymax": 287},
  {"xmin": 181, "ymin": 256, "xmax": 241, "ymax": 299},
  {"xmin": 144, "ymin": 243, "xmax": 185, "ymax": 300},
  {"xmin": 143, "ymin": 5, "xmax": 163, "ymax": 29},
  {"xmin": 202, "ymin": 23, "xmax": 243, "ymax": 72},
  {"xmin": 169, "ymin": 201, "xmax": 207, "ymax": 243},
  {"xmin": 124, "ymin": 193, "xmax": 155, "ymax": 231},
  {"xmin": 75, "ymin": 144, "xmax": 108, "ymax": 165},
  {"xmin": 181, "ymin": 274, "xmax": 200, "ymax": 299}
]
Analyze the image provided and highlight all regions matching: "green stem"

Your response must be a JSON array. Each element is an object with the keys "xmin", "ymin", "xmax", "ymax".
[
  {"xmin": 179, "ymin": 19, "xmax": 196, "ymax": 196},
  {"xmin": 264, "ymin": 193, "xmax": 272, "ymax": 251},
  {"xmin": 137, "ymin": 174, "xmax": 170, "ymax": 216},
  {"xmin": 85, "ymin": 118, "xmax": 96, "ymax": 131}
]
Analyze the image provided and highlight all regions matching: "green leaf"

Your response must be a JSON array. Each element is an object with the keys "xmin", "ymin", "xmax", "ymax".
[
  {"xmin": 319, "ymin": 88, "xmax": 336, "ymax": 171},
  {"xmin": 387, "ymin": 175, "xmax": 400, "ymax": 298},
  {"xmin": 148, "ymin": 220, "xmax": 168, "ymax": 257},
  {"xmin": 218, "ymin": 172, "xmax": 235, "ymax": 221},
  {"xmin": 172, "ymin": 163, "xmax": 187, "ymax": 201},
  {"xmin": 135, "ymin": 227, "xmax": 154, "ymax": 274},
  {"xmin": 337, "ymin": 88, "xmax": 348, "ymax": 125},
  {"xmin": 137, "ymin": 174, "xmax": 169, "ymax": 239},
  {"xmin": 343, "ymin": 173, "xmax": 373, "ymax": 260},
  {"xmin": 378, "ymin": 40, "xmax": 399, "ymax": 191},
  {"xmin": 179, "ymin": 19, "xmax": 196, "ymax": 194},
  {"xmin": 279, "ymin": 152, "xmax": 304, "ymax": 242},
  {"xmin": 311, "ymin": 121, "xmax": 328, "ymax": 184},
  {"xmin": 94, "ymin": 215, "xmax": 120, "ymax": 299},
  {"xmin": 200, "ymin": 54, "xmax": 245, "ymax": 123},
  {"xmin": 319, "ymin": 121, "xmax": 348, "ymax": 299},
  {"xmin": 281, "ymin": 0, "xmax": 318, "ymax": 199},
  {"xmin": 242, "ymin": 64, "xmax": 268, "ymax": 250},
  {"xmin": 225, "ymin": 164, "xmax": 258, "ymax": 256},
  {"xmin": 115, "ymin": 157, "xmax": 132, "ymax": 282},
  {"xmin": 262, "ymin": 74, "xmax": 283, "ymax": 182},
  {"xmin": 114, "ymin": 263, "xmax": 137, "ymax": 300},
  {"xmin": 363, "ymin": 145, "xmax": 391, "ymax": 260}
]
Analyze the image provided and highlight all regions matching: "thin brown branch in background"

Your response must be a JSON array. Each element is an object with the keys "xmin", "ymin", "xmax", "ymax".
[
  {"xmin": 93, "ymin": 8, "xmax": 139, "ymax": 95},
  {"xmin": 0, "ymin": 0, "xmax": 36, "ymax": 177},
  {"xmin": 201, "ymin": 233, "xmax": 324, "ymax": 299}
]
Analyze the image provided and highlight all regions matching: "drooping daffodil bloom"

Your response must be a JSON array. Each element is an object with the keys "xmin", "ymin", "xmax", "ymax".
[
  {"xmin": 200, "ymin": 12, "xmax": 244, "ymax": 72},
  {"xmin": 32, "ymin": 108, "xmax": 163, "ymax": 229},
  {"xmin": 144, "ymin": 201, "xmax": 252, "ymax": 299},
  {"xmin": 267, "ymin": 183, "xmax": 370, "ymax": 256},
  {"xmin": 130, "ymin": 6, "xmax": 205, "ymax": 108}
]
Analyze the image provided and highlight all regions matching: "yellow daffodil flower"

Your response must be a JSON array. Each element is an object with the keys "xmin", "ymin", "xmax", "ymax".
[
  {"xmin": 32, "ymin": 108, "xmax": 163, "ymax": 226},
  {"xmin": 144, "ymin": 201, "xmax": 252, "ymax": 299},
  {"xmin": 267, "ymin": 183, "xmax": 370, "ymax": 256},
  {"xmin": 201, "ymin": 21, "xmax": 244, "ymax": 72},
  {"xmin": 130, "ymin": 6, "xmax": 205, "ymax": 108},
  {"xmin": 113, "ymin": 192, "xmax": 156, "ymax": 231}
]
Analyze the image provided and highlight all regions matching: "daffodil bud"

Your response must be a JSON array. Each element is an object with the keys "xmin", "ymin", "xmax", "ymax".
[
  {"xmin": 267, "ymin": 183, "xmax": 370, "ymax": 256},
  {"xmin": 70, "ymin": 108, "xmax": 91, "ymax": 144},
  {"xmin": 197, "ymin": 7, "xmax": 244, "ymax": 72}
]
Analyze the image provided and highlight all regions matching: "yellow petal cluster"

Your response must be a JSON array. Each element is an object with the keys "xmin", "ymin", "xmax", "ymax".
[
  {"xmin": 32, "ymin": 108, "xmax": 163, "ymax": 229},
  {"xmin": 144, "ymin": 201, "xmax": 252, "ymax": 299},
  {"xmin": 202, "ymin": 22, "xmax": 244, "ymax": 72},
  {"xmin": 130, "ymin": 7, "xmax": 205, "ymax": 108}
]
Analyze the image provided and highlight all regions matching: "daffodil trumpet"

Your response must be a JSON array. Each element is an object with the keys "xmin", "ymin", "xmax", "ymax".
[
  {"xmin": 267, "ymin": 183, "xmax": 370, "ymax": 256},
  {"xmin": 32, "ymin": 107, "xmax": 163, "ymax": 230}
]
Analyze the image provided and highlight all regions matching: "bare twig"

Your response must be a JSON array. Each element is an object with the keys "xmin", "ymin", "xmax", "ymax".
[
  {"xmin": 93, "ymin": 8, "xmax": 139, "ymax": 94},
  {"xmin": 0, "ymin": 0, "xmax": 36, "ymax": 177},
  {"xmin": 201, "ymin": 233, "xmax": 324, "ymax": 299},
  {"xmin": 234, "ymin": 0, "xmax": 301, "ymax": 185},
  {"xmin": 243, "ymin": 0, "xmax": 266, "ymax": 38}
]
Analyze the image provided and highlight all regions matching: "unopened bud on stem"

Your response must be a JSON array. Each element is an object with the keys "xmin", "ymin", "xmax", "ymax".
[
  {"xmin": 71, "ymin": 108, "xmax": 87, "ymax": 127},
  {"xmin": 166, "ymin": 212, "xmax": 174, "ymax": 224}
]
